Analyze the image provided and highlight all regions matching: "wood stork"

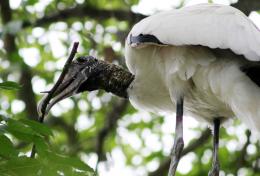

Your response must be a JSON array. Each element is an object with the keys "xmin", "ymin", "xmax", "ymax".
[{"xmin": 39, "ymin": 3, "xmax": 260, "ymax": 176}]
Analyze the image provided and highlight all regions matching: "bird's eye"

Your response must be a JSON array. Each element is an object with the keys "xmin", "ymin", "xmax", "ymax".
[
  {"xmin": 76, "ymin": 56, "xmax": 98, "ymax": 64},
  {"xmin": 76, "ymin": 57, "xmax": 87, "ymax": 63}
]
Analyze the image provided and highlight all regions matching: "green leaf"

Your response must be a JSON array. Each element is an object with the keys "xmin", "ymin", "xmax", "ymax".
[
  {"xmin": 0, "ymin": 134, "xmax": 18, "ymax": 158},
  {"xmin": 0, "ymin": 81, "xmax": 21, "ymax": 90},
  {"xmin": 0, "ymin": 157, "xmax": 41, "ymax": 176},
  {"xmin": 0, "ymin": 113, "xmax": 10, "ymax": 122},
  {"xmin": 33, "ymin": 137, "xmax": 49, "ymax": 156},
  {"xmin": 27, "ymin": 0, "xmax": 38, "ymax": 5},
  {"xmin": 46, "ymin": 152, "xmax": 94, "ymax": 173},
  {"xmin": 20, "ymin": 119, "xmax": 52, "ymax": 137},
  {"xmin": 6, "ymin": 119, "xmax": 36, "ymax": 142}
]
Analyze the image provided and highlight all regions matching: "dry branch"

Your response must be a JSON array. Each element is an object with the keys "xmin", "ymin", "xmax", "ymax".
[
  {"xmin": 96, "ymin": 99, "xmax": 129, "ymax": 161},
  {"xmin": 22, "ymin": 5, "xmax": 146, "ymax": 29},
  {"xmin": 30, "ymin": 42, "xmax": 79, "ymax": 158}
]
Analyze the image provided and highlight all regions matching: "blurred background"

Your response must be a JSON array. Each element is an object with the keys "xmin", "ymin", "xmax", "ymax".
[{"xmin": 0, "ymin": 0, "xmax": 260, "ymax": 176}]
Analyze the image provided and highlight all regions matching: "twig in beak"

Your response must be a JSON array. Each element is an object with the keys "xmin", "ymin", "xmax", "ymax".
[
  {"xmin": 40, "ymin": 90, "xmax": 50, "ymax": 93},
  {"xmin": 30, "ymin": 42, "xmax": 79, "ymax": 158}
]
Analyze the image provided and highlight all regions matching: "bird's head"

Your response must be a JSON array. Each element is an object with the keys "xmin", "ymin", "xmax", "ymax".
[
  {"xmin": 38, "ymin": 56, "xmax": 134, "ymax": 116},
  {"xmin": 37, "ymin": 56, "xmax": 103, "ymax": 115}
]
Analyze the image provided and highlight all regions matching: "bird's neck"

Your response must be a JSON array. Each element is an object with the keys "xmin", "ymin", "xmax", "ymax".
[
  {"xmin": 80, "ymin": 62, "xmax": 135, "ymax": 98},
  {"xmin": 100, "ymin": 63, "xmax": 135, "ymax": 98}
]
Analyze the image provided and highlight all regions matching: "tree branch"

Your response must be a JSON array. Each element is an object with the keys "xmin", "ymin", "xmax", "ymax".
[
  {"xmin": 0, "ymin": 1, "xmax": 15, "ymax": 52},
  {"xmin": 232, "ymin": 0, "xmax": 260, "ymax": 16},
  {"xmin": 30, "ymin": 42, "xmax": 79, "ymax": 158},
  {"xmin": 22, "ymin": 4, "xmax": 146, "ymax": 28},
  {"xmin": 149, "ymin": 128, "xmax": 211, "ymax": 176},
  {"xmin": 37, "ymin": 42, "xmax": 79, "ymax": 121},
  {"xmin": 0, "ymin": 1, "xmax": 38, "ymax": 121},
  {"xmin": 47, "ymin": 117, "xmax": 78, "ymax": 147},
  {"xmin": 19, "ymin": 69, "xmax": 39, "ymax": 119},
  {"xmin": 96, "ymin": 99, "xmax": 129, "ymax": 161},
  {"xmin": 234, "ymin": 130, "xmax": 251, "ymax": 172},
  {"xmin": 20, "ymin": 0, "xmax": 260, "ymax": 30}
]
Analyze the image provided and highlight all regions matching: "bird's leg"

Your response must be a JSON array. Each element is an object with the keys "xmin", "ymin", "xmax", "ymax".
[
  {"xmin": 168, "ymin": 97, "xmax": 184, "ymax": 176},
  {"xmin": 208, "ymin": 118, "xmax": 220, "ymax": 176}
]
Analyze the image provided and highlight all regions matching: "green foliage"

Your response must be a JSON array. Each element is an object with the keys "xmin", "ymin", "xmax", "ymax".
[
  {"xmin": 0, "ymin": 117, "xmax": 94, "ymax": 176},
  {"xmin": 0, "ymin": 0, "xmax": 259, "ymax": 176},
  {"xmin": 0, "ymin": 81, "xmax": 21, "ymax": 90},
  {"xmin": 87, "ymin": 0, "xmax": 139, "ymax": 9},
  {"xmin": 0, "ymin": 134, "xmax": 18, "ymax": 158},
  {"xmin": 0, "ymin": 156, "xmax": 93, "ymax": 176}
]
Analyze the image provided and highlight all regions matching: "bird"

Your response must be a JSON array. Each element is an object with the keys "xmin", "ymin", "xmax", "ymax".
[{"xmin": 38, "ymin": 3, "xmax": 260, "ymax": 176}]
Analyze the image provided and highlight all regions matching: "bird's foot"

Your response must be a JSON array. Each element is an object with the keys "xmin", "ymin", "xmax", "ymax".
[
  {"xmin": 168, "ymin": 138, "xmax": 184, "ymax": 176},
  {"xmin": 172, "ymin": 138, "xmax": 184, "ymax": 160},
  {"xmin": 208, "ymin": 163, "xmax": 220, "ymax": 176}
]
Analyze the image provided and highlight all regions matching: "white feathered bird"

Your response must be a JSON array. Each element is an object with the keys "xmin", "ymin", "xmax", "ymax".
[{"xmin": 39, "ymin": 3, "xmax": 260, "ymax": 176}]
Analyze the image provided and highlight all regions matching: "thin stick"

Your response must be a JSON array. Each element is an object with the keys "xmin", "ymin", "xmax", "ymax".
[{"xmin": 30, "ymin": 42, "xmax": 79, "ymax": 158}]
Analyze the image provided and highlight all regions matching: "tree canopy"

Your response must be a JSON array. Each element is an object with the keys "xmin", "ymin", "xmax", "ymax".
[{"xmin": 0, "ymin": 0, "xmax": 259, "ymax": 175}]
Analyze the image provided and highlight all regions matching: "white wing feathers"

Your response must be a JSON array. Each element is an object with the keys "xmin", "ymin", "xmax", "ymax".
[{"xmin": 128, "ymin": 4, "xmax": 260, "ymax": 61}]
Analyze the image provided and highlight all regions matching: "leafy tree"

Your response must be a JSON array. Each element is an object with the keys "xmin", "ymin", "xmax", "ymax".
[{"xmin": 0, "ymin": 0, "xmax": 259, "ymax": 175}]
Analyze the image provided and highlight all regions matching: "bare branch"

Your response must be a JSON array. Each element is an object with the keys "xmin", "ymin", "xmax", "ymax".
[
  {"xmin": 232, "ymin": 0, "xmax": 260, "ymax": 16},
  {"xmin": 96, "ymin": 99, "xmax": 129, "ymax": 161},
  {"xmin": 235, "ymin": 130, "xmax": 251, "ymax": 170},
  {"xmin": 37, "ymin": 42, "xmax": 79, "ymax": 121},
  {"xmin": 30, "ymin": 42, "xmax": 79, "ymax": 158},
  {"xmin": 22, "ymin": 5, "xmax": 146, "ymax": 28}
]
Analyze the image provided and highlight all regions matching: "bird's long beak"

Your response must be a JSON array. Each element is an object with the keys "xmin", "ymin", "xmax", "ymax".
[{"xmin": 37, "ymin": 56, "xmax": 102, "ymax": 116}]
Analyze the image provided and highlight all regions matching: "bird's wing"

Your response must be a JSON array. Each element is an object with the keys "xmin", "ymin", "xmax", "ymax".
[{"xmin": 127, "ymin": 4, "xmax": 260, "ymax": 61}]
